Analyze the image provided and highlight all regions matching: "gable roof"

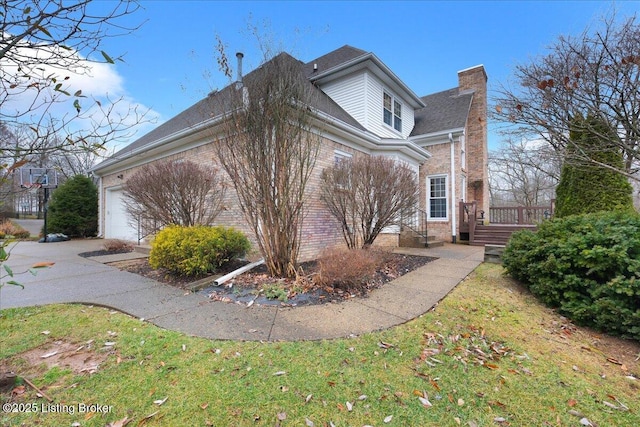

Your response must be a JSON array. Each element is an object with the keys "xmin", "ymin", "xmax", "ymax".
[
  {"xmin": 98, "ymin": 52, "xmax": 366, "ymax": 170},
  {"xmin": 94, "ymin": 45, "xmax": 471, "ymax": 173},
  {"xmin": 303, "ymin": 45, "xmax": 367, "ymax": 77},
  {"xmin": 411, "ymin": 87, "xmax": 473, "ymax": 137},
  {"xmin": 306, "ymin": 44, "xmax": 425, "ymax": 109}
]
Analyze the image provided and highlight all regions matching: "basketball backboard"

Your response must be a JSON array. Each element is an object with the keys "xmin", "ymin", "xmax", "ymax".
[{"xmin": 18, "ymin": 167, "xmax": 58, "ymax": 189}]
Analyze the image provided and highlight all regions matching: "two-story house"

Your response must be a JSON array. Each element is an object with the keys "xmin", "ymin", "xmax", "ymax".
[{"xmin": 92, "ymin": 45, "xmax": 488, "ymax": 260}]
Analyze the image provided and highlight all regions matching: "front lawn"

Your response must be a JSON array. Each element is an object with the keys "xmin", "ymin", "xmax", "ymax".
[{"xmin": 1, "ymin": 264, "xmax": 638, "ymax": 426}]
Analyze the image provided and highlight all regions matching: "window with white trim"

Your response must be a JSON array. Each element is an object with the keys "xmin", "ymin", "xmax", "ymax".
[
  {"xmin": 334, "ymin": 149, "xmax": 352, "ymax": 165},
  {"xmin": 427, "ymin": 175, "xmax": 448, "ymax": 220},
  {"xmin": 383, "ymin": 91, "xmax": 402, "ymax": 132},
  {"xmin": 334, "ymin": 150, "xmax": 352, "ymax": 189}
]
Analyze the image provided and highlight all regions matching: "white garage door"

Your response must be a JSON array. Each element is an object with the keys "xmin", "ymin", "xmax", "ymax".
[{"xmin": 105, "ymin": 188, "xmax": 138, "ymax": 242}]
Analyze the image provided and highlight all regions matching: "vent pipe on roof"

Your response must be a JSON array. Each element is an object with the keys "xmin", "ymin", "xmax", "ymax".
[
  {"xmin": 235, "ymin": 52, "xmax": 244, "ymax": 89},
  {"xmin": 313, "ymin": 63, "xmax": 318, "ymax": 72}
]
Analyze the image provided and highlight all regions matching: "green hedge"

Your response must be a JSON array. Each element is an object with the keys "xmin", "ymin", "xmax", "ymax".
[
  {"xmin": 502, "ymin": 211, "xmax": 640, "ymax": 340},
  {"xmin": 149, "ymin": 225, "xmax": 250, "ymax": 277}
]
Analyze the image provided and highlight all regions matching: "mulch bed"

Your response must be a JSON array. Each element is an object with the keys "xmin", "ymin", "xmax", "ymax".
[{"xmin": 101, "ymin": 250, "xmax": 436, "ymax": 307}]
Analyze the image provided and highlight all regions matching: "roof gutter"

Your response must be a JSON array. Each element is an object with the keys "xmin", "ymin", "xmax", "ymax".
[
  {"xmin": 92, "ymin": 113, "xmax": 227, "ymax": 175},
  {"xmin": 312, "ymin": 109, "xmax": 431, "ymax": 163},
  {"xmin": 409, "ymin": 127, "xmax": 465, "ymax": 146}
]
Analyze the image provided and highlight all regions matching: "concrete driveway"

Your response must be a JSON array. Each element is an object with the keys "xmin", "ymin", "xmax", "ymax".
[{"xmin": 0, "ymin": 239, "xmax": 483, "ymax": 341}]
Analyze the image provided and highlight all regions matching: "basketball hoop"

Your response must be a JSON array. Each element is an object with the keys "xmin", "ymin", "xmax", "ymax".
[{"xmin": 21, "ymin": 182, "xmax": 42, "ymax": 191}]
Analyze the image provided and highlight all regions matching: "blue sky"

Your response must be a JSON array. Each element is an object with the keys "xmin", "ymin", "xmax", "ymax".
[{"xmin": 90, "ymin": 1, "xmax": 639, "ymax": 149}]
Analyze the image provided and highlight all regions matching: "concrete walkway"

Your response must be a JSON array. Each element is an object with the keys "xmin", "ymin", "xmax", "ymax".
[{"xmin": 0, "ymin": 239, "xmax": 483, "ymax": 341}]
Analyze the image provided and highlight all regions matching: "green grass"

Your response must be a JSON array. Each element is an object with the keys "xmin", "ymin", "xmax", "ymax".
[{"xmin": 1, "ymin": 264, "xmax": 639, "ymax": 426}]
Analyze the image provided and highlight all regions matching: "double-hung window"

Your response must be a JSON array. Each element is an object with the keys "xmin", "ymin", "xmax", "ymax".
[
  {"xmin": 334, "ymin": 150, "xmax": 352, "ymax": 189},
  {"xmin": 428, "ymin": 175, "xmax": 448, "ymax": 220},
  {"xmin": 383, "ymin": 92, "xmax": 402, "ymax": 132}
]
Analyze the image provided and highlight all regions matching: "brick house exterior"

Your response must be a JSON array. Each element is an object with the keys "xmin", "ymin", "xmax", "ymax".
[{"xmin": 93, "ymin": 45, "xmax": 488, "ymax": 260}]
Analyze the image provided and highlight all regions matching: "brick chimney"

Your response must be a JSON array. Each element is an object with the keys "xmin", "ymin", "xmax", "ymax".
[{"xmin": 458, "ymin": 65, "xmax": 489, "ymax": 214}]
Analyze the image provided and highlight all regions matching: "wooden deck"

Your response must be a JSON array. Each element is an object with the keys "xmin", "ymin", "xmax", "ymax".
[{"xmin": 460, "ymin": 201, "xmax": 554, "ymax": 246}]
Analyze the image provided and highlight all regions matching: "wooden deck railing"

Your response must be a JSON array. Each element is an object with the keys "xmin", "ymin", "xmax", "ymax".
[
  {"xmin": 459, "ymin": 200, "xmax": 555, "ymax": 244},
  {"xmin": 489, "ymin": 200, "xmax": 555, "ymax": 224}
]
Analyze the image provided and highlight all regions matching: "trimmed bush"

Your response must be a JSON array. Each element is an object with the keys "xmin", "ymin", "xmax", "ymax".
[
  {"xmin": 47, "ymin": 175, "xmax": 98, "ymax": 237},
  {"xmin": 316, "ymin": 247, "xmax": 388, "ymax": 293},
  {"xmin": 0, "ymin": 220, "xmax": 30, "ymax": 239},
  {"xmin": 149, "ymin": 225, "xmax": 250, "ymax": 277},
  {"xmin": 554, "ymin": 115, "xmax": 633, "ymax": 217},
  {"xmin": 503, "ymin": 211, "xmax": 640, "ymax": 340}
]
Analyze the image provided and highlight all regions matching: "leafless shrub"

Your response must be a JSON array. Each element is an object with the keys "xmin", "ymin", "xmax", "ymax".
[
  {"xmin": 102, "ymin": 239, "xmax": 134, "ymax": 253},
  {"xmin": 122, "ymin": 159, "xmax": 226, "ymax": 229},
  {"xmin": 315, "ymin": 247, "xmax": 386, "ymax": 293},
  {"xmin": 320, "ymin": 156, "xmax": 418, "ymax": 249}
]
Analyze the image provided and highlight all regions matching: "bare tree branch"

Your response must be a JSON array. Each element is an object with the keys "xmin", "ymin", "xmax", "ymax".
[
  {"xmin": 492, "ymin": 11, "xmax": 640, "ymax": 181},
  {"xmin": 321, "ymin": 156, "xmax": 418, "ymax": 249},
  {"xmin": 213, "ymin": 51, "xmax": 321, "ymax": 278},
  {"xmin": 1, "ymin": 0, "xmax": 149, "ymax": 166}
]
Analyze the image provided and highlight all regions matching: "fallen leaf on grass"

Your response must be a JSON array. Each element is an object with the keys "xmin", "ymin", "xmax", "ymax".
[
  {"xmin": 277, "ymin": 412, "xmax": 287, "ymax": 420},
  {"xmin": 273, "ymin": 371, "xmax": 286, "ymax": 376},
  {"xmin": 384, "ymin": 415, "xmax": 393, "ymax": 423},
  {"xmin": 305, "ymin": 418, "xmax": 314, "ymax": 427},
  {"xmin": 200, "ymin": 403, "xmax": 209, "ymax": 410},
  {"xmin": 137, "ymin": 411, "xmax": 159, "ymax": 426},
  {"xmin": 153, "ymin": 396, "xmax": 168, "ymax": 405},
  {"xmin": 105, "ymin": 417, "xmax": 130, "ymax": 427},
  {"xmin": 378, "ymin": 341, "xmax": 395, "ymax": 349},
  {"xmin": 418, "ymin": 395, "xmax": 432, "ymax": 408},
  {"xmin": 346, "ymin": 401, "xmax": 353, "ymax": 411}
]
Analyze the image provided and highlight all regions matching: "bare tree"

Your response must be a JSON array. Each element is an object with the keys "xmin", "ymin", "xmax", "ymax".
[
  {"xmin": 493, "ymin": 11, "xmax": 640, "ymax": 181},
  {"xmin": 321, "ymin": 156, "xmax": 418, "ymax": 249},
  {"xmin": 1, "ymin": 0, "xmax": 148, "ymax": 170},
  {"xmin": 213, "ymin": 51, "xmax": 321, "ymax": 278},
  {"xmin": 489, "ymin": 138, "xmax": 559, "ymax": 207},
  {"xmin": 122, "ymin": 159, "xmax": 227, "ymax": 230}
]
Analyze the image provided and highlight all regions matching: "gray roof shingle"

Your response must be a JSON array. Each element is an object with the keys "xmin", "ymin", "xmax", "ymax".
[
  {"xmin": 99, "ymin": 46, "xmax": 472, "ymax": 168},
  {"xmin": 106, "ymin": 52, "xmax": 365, "ymax": 162},
  {"xmin": 411, "ymin": 88, "xmax": 473, "ymax": 136},
  {"xmin": 303, "ymin": 45, "xmax": 367, "ymax": 77}
]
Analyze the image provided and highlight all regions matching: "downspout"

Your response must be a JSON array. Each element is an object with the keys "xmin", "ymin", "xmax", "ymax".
[
  {"xmin": 449, "ymin": 132, "xmax": 457, "ymax": 243},
  {"xmin": 97, "ymin": 175, "xmax": 104, "ymax": 238}
]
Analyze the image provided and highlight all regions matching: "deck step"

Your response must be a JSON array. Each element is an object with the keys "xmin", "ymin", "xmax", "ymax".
[{"xmin": 471, "ymin": 224, "xmax": 537, "ymax": 246}]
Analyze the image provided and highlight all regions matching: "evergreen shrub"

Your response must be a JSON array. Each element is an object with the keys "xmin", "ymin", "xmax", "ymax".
[
  {"xmin": 149, "ymin": 225, "xmax": 250, "ymax": 276},
  {"xmin": 502, "ymin": 211, "xmax": 640, "ymax": 340},
  {"xmin": 47, "ymin": 175, "xmax": 98, "ymax": 237}
]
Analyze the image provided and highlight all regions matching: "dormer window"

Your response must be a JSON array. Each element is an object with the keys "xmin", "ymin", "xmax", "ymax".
[{"xmin": 383, "ymin": 92, "xmax": 402, "ymax": 132}]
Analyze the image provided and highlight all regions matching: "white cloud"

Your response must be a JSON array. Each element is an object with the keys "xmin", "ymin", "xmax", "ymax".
[{"xmin": 1, "ymin": 38, "xmax": 159, "ymax": 151}]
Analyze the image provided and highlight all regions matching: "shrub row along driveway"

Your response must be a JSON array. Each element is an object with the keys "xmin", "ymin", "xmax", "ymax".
[{"xmin": 0, "ymin": 239, "xmax": 483, "ymax": 341}]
